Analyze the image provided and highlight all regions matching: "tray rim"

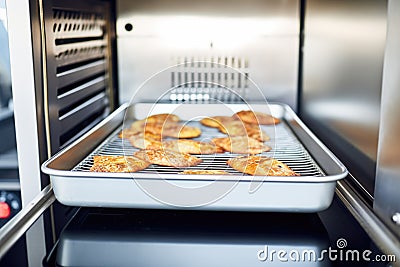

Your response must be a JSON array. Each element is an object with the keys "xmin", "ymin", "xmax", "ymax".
[{"xmin": 41, "ymin": 102, "xmax": 348, "ymax": 184}]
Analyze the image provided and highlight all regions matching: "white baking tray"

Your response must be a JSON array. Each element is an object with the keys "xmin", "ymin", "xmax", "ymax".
[{"xmin": 41, "ymin": 103, "xmax": 348, "ymax": 212}]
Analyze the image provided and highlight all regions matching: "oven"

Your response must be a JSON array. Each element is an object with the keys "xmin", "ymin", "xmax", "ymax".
[{"xmin": 0, "ymin": 0, "xmax": 399, "ymax": 266}]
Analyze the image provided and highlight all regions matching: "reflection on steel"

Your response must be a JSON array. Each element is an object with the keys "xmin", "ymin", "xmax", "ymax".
[
  {"xmin": 0, "ymin": 185, "xmax": 55, "ymax": 260},
  {"xmin": 117, "ymin": 0, "xmax": 300, "ymax": 109},
  {"xmin": 374, "ymin": 0, "xmax": 400, "ymax": 239},
  {"xmin": 301, "ymin": 0, "xmax": 387, "ymax": 196},
  {"xmin": 336, "ymin": 180, "xmax": 400, "ymax": 265}
]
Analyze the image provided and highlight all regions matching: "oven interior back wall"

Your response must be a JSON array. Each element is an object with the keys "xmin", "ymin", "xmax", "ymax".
[{"xmin": 117, "ymin": 0, "xmax": 300, "ymax": 109}]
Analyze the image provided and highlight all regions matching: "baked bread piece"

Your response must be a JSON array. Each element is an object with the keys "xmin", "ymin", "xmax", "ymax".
[
  {"xmin": 123, "ymin": 120, "xmax": 201, "ymax": 139},
  {"xmin": 134, "ymin": 149, "xmax": 202, "ymax": 167},
  {"xmin": 235, "ymin": 110, "xmax": 280, "ymax": 125},
  {"xmin": 130, "ymin": 119, "xmax": 147, "ymax": 131},
  {"xmin": 119, "ymin": 127, "xmax": 162, "ymax": 140},
  {"xmin": 227, "ymin": 155, "xmax": 299, "ymax": 176},
  {"xmin": 128, "ymin": 132, "xmax": 163, "ymax": 150},
  {"xmin": 244, "ymin": 125, "xmax": 270, "ymax": 142},
  {"xmin": 138, "ymin": 122, "xmax": 201, "ymax": 139},
  {"xmin": 162, "ymin": 139, "xmax": 220, "ymax": 154},
  {"xmin": 216, "ymin": 120, "xmax": 270, "ymax": 141},
  {"xmin": 217, "ymin": 120, "xmax": 246, "ymax": 135},
  {"xmin": 120, "ymin": 120, "xmax": 159, "ymax": 139},
  {"xmin": 200, "ymin": 116, "xmax": 235, "ymax": 128},
  {"xmin": 145, "ymin": 113, "xmax": 180, "ymax": 123},
  {"xmin": 119, "ymin": 120, "xmax": 148, "ymax": 138},
  {"xmin": 201, "ymin": 116, "xmax": 270, "ymax": 142},
  {"xmin": 90, "ymin": 155, "xmax": 151, "ymax": 173},
  {"xmin": 212, "ymin": 136, "xmax": 271, "ymax": 154},
  {"xmin": 119, "ymin": 113, "xmax": 179, "ymax": 138},
  {"xmin": 161, "ymin": 124, "xmax": 202, "ymax": 139},
  {"xmin": 180, "ymin": 170, "xmax": 229, "ymax": 175},
  {"xmin": 119, "ymin": 128, "xmax": 137, "ymax": 139}
]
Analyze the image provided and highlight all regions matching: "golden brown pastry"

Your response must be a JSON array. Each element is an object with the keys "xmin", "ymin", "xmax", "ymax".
[
  {"xmin": 134, "ymin": 149, "xmax": 202, "ymax": 167},
  {"xmin": 119, "ymin": 128, "xmax": 138, "ymax": 139},
  {"xmin": 120, "ymin": 128, "xmax": 162, "ymax": 140},
  {"xmin": 212, "ymin": 136, "xmax": 271, "ymax": 154},
  {"xmin": 130, "ymin": 119, "xmax": 147, "ymax": 132},
  {"xmin": 145, "ymin": 113, "xmax": 180, "ymax": 123},
  {"xmin": 244, "ymin": 125, "xmax": 270, "ymax": 142},
  {"xmin": 118, "ymin": 120, "xmax": 148, "ymax": 139},
  {"xmin": 137, "ymin": 122, "xmax": 201, "ymax": 139},
  {"xmin": 162, "ymin": 139, "xmax": 220, "ymax": 154},
  {"xmin": 120, "ymin": 113, "xmax": 179, "ymax": 139},
  {"xmin": 161, "ymin": 124, "xmax": 202, "ymax": 139},
  {"xmin": 90, "ymin": 155, "xmax": 151, "ymax": 173},
  {"xmin": 235, "ymin": 110, "xmax": 280, "ymax": 125},
  {"xmin": 227, "ymin": 155, "xmax": 299, "ymax": 176},
  {"xmin": 200, "ymin": 116, "xmax": 235, "ymax": 128},
  {"xmin": 128, "ymin": 132, "xmax": 163, "ymax": 150},
  {"xmin": 210, "ymin": 119, "xmax": 270, "ymax": 142},
  {"xmin": 217, "ymin": 121, "xmax": 247, "ymax": 135}
]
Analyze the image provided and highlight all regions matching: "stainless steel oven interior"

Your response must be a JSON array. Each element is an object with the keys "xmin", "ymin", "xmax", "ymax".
[{"xmin": 1, "ymin": 0, "xmax": 400, "ymax": 266}]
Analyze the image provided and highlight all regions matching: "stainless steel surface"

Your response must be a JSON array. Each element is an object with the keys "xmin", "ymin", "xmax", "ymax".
[
  {"xmin": 374, "ymin": 0, "xmax": 400, "ymax": 239},
  {"xmin": 6, "ymin": 0, "xmax": 52, "ymax": 265},
  {"xmin": 392, "ymin": 213, "xmax": 400, "ymax": 226},
  {"xmin": 41, "ymin": 0, "xmax": 115, "ymax": 153},
  {"xmin": 0, "ymin": 184, "xmax": 55, "ymax": 260},
  {"xmin": 4, "ymin": 0, "xmax": 117, "ymax": 263},
  {"xmin": 7, "ymin": 0, "xmax": 43, "ymax": 211},
  {"xmin": 42, "ymin": 103, "xmax": 347, "ymax": 212},
  {"xmin": 301, "ymin": 0, "xmax": 387, "ymax": 195},
  {"xmin": 336, "ymin": 180, "xmax": 400, "ymax": 266},
  {"xmin": 116, "ymin": 0, "xmax": 300, "ymax": 109}
]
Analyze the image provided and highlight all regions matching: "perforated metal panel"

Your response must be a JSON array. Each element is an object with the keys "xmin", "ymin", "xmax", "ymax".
[
  {"xmin": 169, "ymin": 56, "xmax": 250, "ymax": 102},
  {"xmin": 42, "ymin": 0, "xmax": 116, "ymax": 154}
]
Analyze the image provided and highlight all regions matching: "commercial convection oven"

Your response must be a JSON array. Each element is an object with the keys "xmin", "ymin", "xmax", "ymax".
[{"xmin": 0, "ymin": 0, "xmax": 399, "ymax": 266}]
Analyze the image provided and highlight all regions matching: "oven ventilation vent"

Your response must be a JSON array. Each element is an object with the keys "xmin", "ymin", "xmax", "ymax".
[
  {"xmin": 169, "ymin": 56, "xmax": 250, "ymax": 102},
  {"xmin": 43, "ymin": 0, "xmax": 113, "ymax": 153}
]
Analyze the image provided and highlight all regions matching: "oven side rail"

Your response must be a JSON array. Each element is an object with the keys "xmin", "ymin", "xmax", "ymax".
[{"xmin": 0, "ymin": 184, "xmax": 55, "ymax": 259}]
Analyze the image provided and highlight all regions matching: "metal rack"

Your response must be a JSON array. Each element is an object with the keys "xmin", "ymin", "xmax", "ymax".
[{"xmin": 73, "ymin": 121, "xmax": 325, "ymax": 177}]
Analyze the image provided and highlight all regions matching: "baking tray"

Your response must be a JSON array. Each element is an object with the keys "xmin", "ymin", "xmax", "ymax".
[{"xmin": 41, "ymin": 103, "xmax": 348, "ymax": 212}]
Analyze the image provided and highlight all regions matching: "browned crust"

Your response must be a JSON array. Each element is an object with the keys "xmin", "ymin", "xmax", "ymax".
[
  {"xmin": 245, "ymin": 126, "xmax": 270, "ymax": 141},
  {"xmin": 161, "ymin": 125, "xmax": 202, "ymax": 138},
  {"xmin": 200, "ymin": 116, "xmax": 235, "ymax": 128},
  {"xmin": 211, "ymin": 119, "xmax": 270, "ymax": 142},
  {"xmin": 145, "ymin": 113, "xmax": 180, "ymax": 123},
  {"xmin": 120, "ymin": 128, "xmax": 162, "ymax": 140},
  {"xmin": 90, "ymin": 155, "xmax": 151, "ymax": 173},
  {"xmin": 141, "ymin": 122, "xmax": 201, "ymax": 139},
  {"xmin": 235, "ymin": 110, "xmax": 280, "ymax": 125},
  {"xmin": 162, "ymin": 139, "xmax": 220, "ymax": 154},
  {"xmin": 212, "ymin": 136, "xmax": 271, "ymax": 154},
  {"xmin": 128, "ymin": 133, "xmax": 163, "ymax": 150},
  {"xmin": 217, "ymin": 121, "xmax": 246, "ymax": 135},
  {"xmin": 227, "ymin": 155, "xmax": 299, "ymax": 176},
  {"xmin": 134, "ymin": 149, "xmax": 202, "ymax": 167},
  {"xmin": 123, "ymin": 119, "xmax": 201, "ymax": 139}
]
